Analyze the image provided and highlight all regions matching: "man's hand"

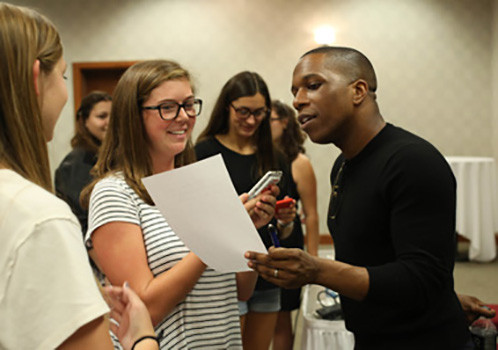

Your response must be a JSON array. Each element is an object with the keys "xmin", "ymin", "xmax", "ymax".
[
  {"xmin": 245, "ymin": 247, "xmax": 319, "ymax": 289},
  {"xmin": 457, "ymin": 293, "xmax": 496, "ymax": 324}
]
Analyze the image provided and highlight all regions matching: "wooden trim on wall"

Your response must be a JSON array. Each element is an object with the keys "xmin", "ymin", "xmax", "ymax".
[
  {"xmin": 72, "ymin": 61, "xmax": 137, "ymax": 115},
  {"xmin": 304, "ymin": 234, "xmax": 334, "ymax": 246},
  {"xmin": 458, "ymin": 233, "xmax": 498, "ymax": 245},
  {"xmin": 306, "ymin": 233, "xmax": 498, "ymax": 247},
  {"xmin": 319, "ymin": 234, "xmax": 333, "ymax": 245}
]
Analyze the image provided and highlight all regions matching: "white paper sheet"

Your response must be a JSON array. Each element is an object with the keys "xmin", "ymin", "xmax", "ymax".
[{"xmin": 142, "ymin": 154, "xmax": 267, "ymax": 272}]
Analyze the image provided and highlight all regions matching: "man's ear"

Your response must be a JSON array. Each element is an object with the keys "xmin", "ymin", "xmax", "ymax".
[
  {"xmin": 351, "ymin": 79, "xmax": 369, "ymax": 105},
  {"xmin": 32, "ymin": 59, "xmax": 41, "ymax": 96}
]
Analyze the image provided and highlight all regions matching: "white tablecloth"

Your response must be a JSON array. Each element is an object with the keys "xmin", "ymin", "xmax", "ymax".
[
  {"xmin": 445, "ymin": 156, "xmax": 498, "ymax": 262},
  {"xmin": 300, "ymin": 284, "xmax": 355, "ymax": 350}
]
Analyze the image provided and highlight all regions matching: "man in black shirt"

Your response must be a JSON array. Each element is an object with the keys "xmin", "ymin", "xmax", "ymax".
[{"xmin": 246, "ymin": 46, "xmax": 473, "ymax": 349}]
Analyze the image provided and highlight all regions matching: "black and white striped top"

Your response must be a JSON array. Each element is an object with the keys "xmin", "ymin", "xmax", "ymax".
[{"xmin": 87, "ymin": 174, "xmax": 242, "ymax": 349}]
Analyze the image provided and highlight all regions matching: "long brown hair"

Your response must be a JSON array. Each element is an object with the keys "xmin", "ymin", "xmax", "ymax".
[
  {"xmin": 0, "ymin": 3, "xmax": 62, "ymax": 191},
  {"xmin": 82, "ymin": 60, "xmax": 196, "ymax": 206},
  {"xmin": 272, "ymin": 100, "xmax": 306, "ymax": 163},
  {"xmin": 71, "ymin": 91, "xmax": 112, "ymax": 154},
  {"xmin": 196, "ymin": 71, "xmax": 275, "ymax": 178}
]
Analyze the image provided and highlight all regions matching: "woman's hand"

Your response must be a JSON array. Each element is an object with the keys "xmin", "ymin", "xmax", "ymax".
[
  {"xmin": 104, "ymin": 282, "xmax": 158, "ymax": 350},
  {"xmin": 274, "ymin": 196, "xmax": 297, "ymax": 239},
  {"xmin": 274, "ymin": 197, "xmax": 296, "ymax": 224},
  {"xmin": 240, "ymin": 184, "xmax": 279, "ymax": 229}
]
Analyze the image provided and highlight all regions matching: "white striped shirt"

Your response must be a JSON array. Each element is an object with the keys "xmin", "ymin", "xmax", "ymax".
[{"xmin": 87, "ymin": 174, "xmax": 242, "ymax": 349}]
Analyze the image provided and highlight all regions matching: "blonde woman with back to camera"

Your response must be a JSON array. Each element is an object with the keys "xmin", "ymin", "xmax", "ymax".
[{"xmin": 0, "ymin": 3, "xmax": 158, "ymax": 350}]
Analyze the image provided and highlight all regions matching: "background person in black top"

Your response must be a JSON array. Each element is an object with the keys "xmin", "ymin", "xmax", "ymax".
[
  {"xmin": 55, "ymin": 91, "xmax": 111, "ymax": 235},
  {"xmin": 195, "ymin": 71, "xmax": 295, "ymax": 350},
  {"xmin": 246, "ymin": 46, "xmax": 474, "ymax": 349},
  {"xmin": 270, "ymin": 99, "xmax": 320, "ymax": 350}
]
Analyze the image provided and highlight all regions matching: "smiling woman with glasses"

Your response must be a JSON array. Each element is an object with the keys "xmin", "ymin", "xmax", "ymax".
[{"xmin": 81, "ymin": 60, "xmax": 250, "ymax": 349}]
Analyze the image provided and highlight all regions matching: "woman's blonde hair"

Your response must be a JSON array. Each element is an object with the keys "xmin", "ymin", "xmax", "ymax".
[
  {"xmin": 0, "ymin": 3, "xmax": 62, "ymax": 191},
  {"xmin": 82, "ymin": 60, "xmax": 196, "ymax": 206}
]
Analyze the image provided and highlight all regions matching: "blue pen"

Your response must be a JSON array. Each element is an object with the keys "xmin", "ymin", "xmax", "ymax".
[
  {"xmin": 268, "ymin": 224, "xmax": 280, "ymax": 247},
  {"xmin": 325, "ymin": 288, "xmax": 339, "ymax": 299}
]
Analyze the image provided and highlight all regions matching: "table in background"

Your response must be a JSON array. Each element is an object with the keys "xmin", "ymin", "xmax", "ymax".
[
  {"xmin": 300, "ymin": 284, "xmax": 354, "ymax": 350},
  {"xmin": 445, "ymin": 156, "xmax": 498, "ymax": 262}
]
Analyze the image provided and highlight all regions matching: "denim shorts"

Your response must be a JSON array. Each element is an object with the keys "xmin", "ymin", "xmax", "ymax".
[{"xmin": 238, "ymin": 288, "xmax": 281, "ymax": 315}]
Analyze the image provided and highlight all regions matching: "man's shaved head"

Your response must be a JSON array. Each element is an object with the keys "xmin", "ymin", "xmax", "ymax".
[{"xmin": 302, "ymin": 46, "xmax": 377, "ymax": 93}]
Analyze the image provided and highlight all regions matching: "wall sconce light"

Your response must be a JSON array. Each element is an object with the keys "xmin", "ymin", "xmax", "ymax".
[{"xmin": 314, "ymin": 25, "xmax": 336, "ymax": 45}]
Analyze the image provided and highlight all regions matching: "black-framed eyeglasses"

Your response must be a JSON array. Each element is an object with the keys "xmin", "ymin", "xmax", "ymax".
[
  {"xmin": 142, "ymin": 98, "xmax": 202, "ymax": 121},
  {"xmin": 230, "ymin": 103, "xmax": 269, "ymax": 120},
  {"xmin": 329, "ymin": 161, "xmax": 346, "ymax": 220}
]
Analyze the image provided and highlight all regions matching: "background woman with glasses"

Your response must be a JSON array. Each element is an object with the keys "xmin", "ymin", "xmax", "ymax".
[
  {"xmin": 195, "ymin": 71, "xmax": 296, "ymax": 350},
  {"xmin": 82, "ymin": 61, "xmax": 276, "ymax": 349}
]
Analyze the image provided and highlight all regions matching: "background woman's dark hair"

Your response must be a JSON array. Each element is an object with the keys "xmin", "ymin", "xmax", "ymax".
[
  {"xmin": 196, "ymin": 71, "xmax": 275, "ymax": 177},
  {"xmin": 272, "ymin": 100, "xmax": 306, "ymax": 163},
  {"xmin": 71, "ymin": 91, "xmax": 112, "ymax": 153}
]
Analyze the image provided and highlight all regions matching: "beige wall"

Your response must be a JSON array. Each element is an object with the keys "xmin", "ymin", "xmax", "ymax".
[
  {"xmin": 493, "ymin": 0, "xmax": 498, "ymax": 156},
  {"xmin": 13, "ymin": 0, "xmax": 496, "ymax": 234}
]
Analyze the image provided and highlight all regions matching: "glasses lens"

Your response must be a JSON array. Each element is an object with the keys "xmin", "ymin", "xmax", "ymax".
[
  {"xmin": 159, "ymin": 102, "xmax": 179, "ymax": 120},
  {"xmin": 235, "ymin": 107, "xmax": 251, "ymax": 119},
  {"xmin": 253, "ymin": 108, "xmax": 268, "ymax": 118},
  {"xmin": 185, "ymin": 100, "xmax": 202, "ymax": 117}
]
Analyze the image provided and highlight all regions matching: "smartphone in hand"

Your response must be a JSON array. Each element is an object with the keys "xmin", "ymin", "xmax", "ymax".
[
  {"xmin": 275, "ymin": 197, "xmax": 294, "ymax": 213},
  {"xmin": 248, "ymin": 170, "xmax": 282, "ymax": 199}
]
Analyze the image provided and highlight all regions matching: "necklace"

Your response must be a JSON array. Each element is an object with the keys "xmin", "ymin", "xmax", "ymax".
[{"xmin": 329, "ymin": 160, "xmax": 346, "ymax": 220}]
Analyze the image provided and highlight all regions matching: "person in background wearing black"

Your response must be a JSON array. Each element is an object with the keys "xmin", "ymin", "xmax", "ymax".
[
  {"xmin": 55, "ymin": 90, "xmax": 111, "ymax": 235},
  {"xmin": 196, "ymin": 71, "xmax": 296, "ymax": 350},
  {"xmin": 270, "ymin": 99, "xmax": 319, "ymax": 350}
]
